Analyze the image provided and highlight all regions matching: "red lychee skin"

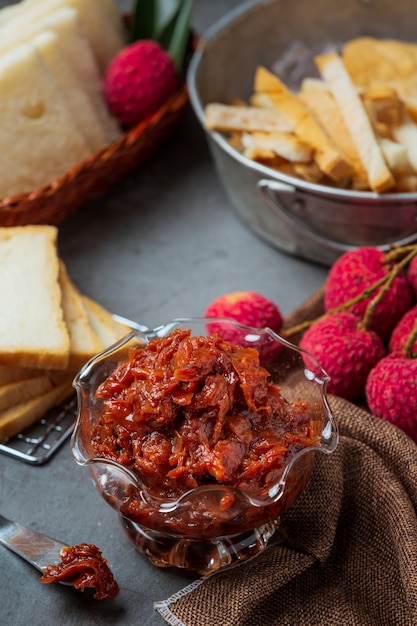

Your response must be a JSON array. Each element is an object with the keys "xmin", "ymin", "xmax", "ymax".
[
  {"xmin": 324, "ymin": 247, "xmax": 414, "ymax": 341},
  {"xmin": 407, "ymin": 256, "xmax": 417, "ymax": 299},
  {"xmin": 389, "ymin": 304, "xmax": 417, "ymax": 354},
  {"xmin": 366, "ymin": 353, "xmax": 417, "ymax": 442},
  {"xmin": 104, "ymin": 40, "xmax": 180, "ymax": 128},
  {"xmin": 205, "ymin": 291, "xmax": 283, "ymax": 333},
  {"xmin": 204, "ymin": 291, "xmax": 284, "ymax": 364},
  {"xmin": 299, "ymin": 311, "xmax": 386, "ymax": 401}
]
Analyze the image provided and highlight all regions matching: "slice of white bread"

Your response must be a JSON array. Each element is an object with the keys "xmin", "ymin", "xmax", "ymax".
[
  {"xmin": 32, "ymin": 30, "xmax": 109, "ymax": 152},
  {"xmin": 0, "ymin": 223, "xmax": 138, "ymax": 440},
  {"xmin": 0, "ymin": 290, "xmax": 134, "ymax": 442},
  {"xmin": 0, "ymin": 226, "xmax": 70, "ymax": 369},
  {"xmin": 37, "ymin": 7, "xmax": 121, "ymax": 143},
  {"xmin": 59, "ymin": 262, "xmax": 104, "ymax": 370},
  {"xmin": 0, "ymin": 297, "xmax": 133, "ymax": 440},
  {"xmin": 0, "ymin": 375, "xmax": 53, "ymax": 412},
  {"xmin": 0, "ymin": 365, "xmax": 44, "ymax": 386},
  {"xmin": 0, "ymin": 41, "xmax": 92, "ymax": 198},
  {"xmin": 81, "ymin": 295, "xmax": 133, "ymax": 347},
  {"xmin": 315, "ymin": 51, "xmax": 395, "ymax": 193},
  {"xmin": 0, "ymin": 0, "xmax": 125, "ymax": 73},
  {"xmin": 0, "ymin": 378, "xmax": 73, "ymax": 440},
  {"xmin": 0, "ymin": 6, "xmax": 121, "ymax": 145}
]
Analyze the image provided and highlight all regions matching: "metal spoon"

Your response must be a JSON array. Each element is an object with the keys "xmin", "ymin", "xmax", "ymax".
[
  {"xmin": 0, "ymin": 513, "xmax": 120, "ymax": 600},
  {"xmin": 0, "ymin": 513, "xmax": 68, "ymax": 579}
]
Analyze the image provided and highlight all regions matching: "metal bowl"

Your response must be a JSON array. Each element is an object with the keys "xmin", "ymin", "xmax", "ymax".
[{"xmin": 187, "ymin": 0, "xmax": 417, "ymax": 266}]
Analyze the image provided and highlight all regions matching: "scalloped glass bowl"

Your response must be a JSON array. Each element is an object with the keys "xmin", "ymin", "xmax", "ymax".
[{"xmin": 71, "ymin": 318, "xmax": 338, "ymax": 575}]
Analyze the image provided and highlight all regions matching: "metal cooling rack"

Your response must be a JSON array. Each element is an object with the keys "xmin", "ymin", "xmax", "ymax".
[{"xmin": 0, "ymin": 395, "xmax": 77, "ymax": 465}]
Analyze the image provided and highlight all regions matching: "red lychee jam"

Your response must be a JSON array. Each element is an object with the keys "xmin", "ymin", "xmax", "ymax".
[
  {"xmin": 40, "ymin": 543, "xmax": 119, "ymax": 600},
  {"xmin": 90, "ymin": 328, "xmax": 321, "ymax": 537}
]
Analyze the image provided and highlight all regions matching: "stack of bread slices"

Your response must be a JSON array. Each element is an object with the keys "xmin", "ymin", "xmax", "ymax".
[
  {"xmin": 0, "ymin": 225, "xmax": 132, "ymax": 441},
  {"xmin": 0, "ymin": 0, "xmax": 125, "ymax": 199}
]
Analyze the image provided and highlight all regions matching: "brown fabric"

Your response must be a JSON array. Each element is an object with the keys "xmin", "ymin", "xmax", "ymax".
[{"xmin": 156, "ymin": 288, "xmax": 417, "ymax": 626}]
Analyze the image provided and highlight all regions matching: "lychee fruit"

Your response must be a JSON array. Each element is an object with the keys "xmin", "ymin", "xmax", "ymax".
[
  {"xmin": 299, "ymin": 311, "xmax": 386, "ymax": 401},
  {"xmin": 389, "ymin": 304, "xmax": 417, "ymax": 354},
  {"xmin": 204, "ymin": 291, "xmax": 284, "ymax": 363},
  {"xmin": 104, "ymin": 40, "xmax": 180, "ymax": 128},
  {"xmin": 205, "ymin": 291, "xmax": 283, "ymax": 333},
  {"xmin": 407, "ymin": 255, "xmax": 417, "ymax": 299},
  {"xmin": 324, "ymin": 247, "xmax": 413, "ymax": 341},
  {"xmin": 366, "ymin": 353, "xmax": 417, "ymax": 441}
]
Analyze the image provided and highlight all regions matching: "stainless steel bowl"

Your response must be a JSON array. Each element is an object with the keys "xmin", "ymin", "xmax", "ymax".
[{"xmin": 187, "ymin": 0, "xmax": 417, "ymax": 266}]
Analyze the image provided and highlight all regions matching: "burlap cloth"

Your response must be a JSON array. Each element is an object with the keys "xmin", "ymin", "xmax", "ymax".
[{"xmin": 155, "ymin": 288, "xmax": 417, "ymax": 626}]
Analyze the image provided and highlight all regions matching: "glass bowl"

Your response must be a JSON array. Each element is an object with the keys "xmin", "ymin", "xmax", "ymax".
[{"xmin": 71, "ymin": 317, "xmax": 338, "ymax": 575}]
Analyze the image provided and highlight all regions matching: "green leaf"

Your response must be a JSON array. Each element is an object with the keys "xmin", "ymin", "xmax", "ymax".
[
  {"xmin": 154, "ymin": 0, "xmax": 180, "ymax": 38},
  {"xmin": 129, "ymin": 0, "xmax": 193, "ymax": 71},
  {"xmin": 164, "ymin": 0, "xmax": 193, "ymax": 72},
  {"xmin": 130, "ymin": 0, "xmax": 158, "ymax": 42},
  {"xmin": 156, "ymin": 1, "xmax": 181, "ymax": 48},
  {"xmin": 130, "ymin": 0, "xmax": 180, "ymax": 43}
]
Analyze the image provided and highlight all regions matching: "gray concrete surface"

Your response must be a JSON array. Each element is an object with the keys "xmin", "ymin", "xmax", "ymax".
[{"xmin": 0, "ymin": 2, "xmax": 327, "ymax": 625}]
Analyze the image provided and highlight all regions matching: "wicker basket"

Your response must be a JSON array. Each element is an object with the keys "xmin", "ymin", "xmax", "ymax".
[{"xmin": 0, "ymin": 80, "xmax": 190, "ymax": 227}]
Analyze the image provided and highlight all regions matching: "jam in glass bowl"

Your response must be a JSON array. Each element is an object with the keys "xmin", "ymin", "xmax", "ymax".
[{"xmin": 71, "ymin": 317, "xmax": 338, "ymax": 575}]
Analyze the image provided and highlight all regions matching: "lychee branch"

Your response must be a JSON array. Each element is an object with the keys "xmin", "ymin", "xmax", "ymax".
[
  {"xmin": 283, "ymin": 244, "xmax": 417, "ymax": 340},
  {"xmin": 282, "ymin": 273, "xmax": 391, "ymax": 339},
  {"xmin": 361, "ymin": 246, "xmax": 417, "ymax": 331},
  {"xmin": 383, "ymin": 244, "xmax": 417, "ymax": 265},
  {"xmin": 404, "ymin": 318, "xmax": 417, "ymax": 358}
]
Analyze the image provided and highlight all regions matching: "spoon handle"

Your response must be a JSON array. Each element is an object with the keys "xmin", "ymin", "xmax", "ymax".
[{"xmin": 0, "ymin": 513, "xmax": 67, "ymax": 574}]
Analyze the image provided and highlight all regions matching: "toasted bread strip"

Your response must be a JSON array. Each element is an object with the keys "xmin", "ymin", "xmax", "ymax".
[
  {"xmin": 267, "ymin": 91, "xmax": 353, "ymax": 181},
  {"xmin": 241, "ymin": 131, "xmax": 312, "ymax": 162},
  {"xmin": 293, "ymin": 162, "xmax": 327, "ymax": 184},
  {"xmin": 403, "ymin": 97, "xmax": 417, "ymax": 124},
  {"xmin": 391, "ymin": 111, "xmax": 417, "ymax": 172},
  {"xmin": 361, "ymin": 85, "xmax": 403, "ymax": 127},
  {"xmin": 249, "ymin": 92, "xmax": 280, "ymax": 110},
  {"xmin": 273, "ymin": 160, "xmax": 327, "ymax": 184},
  {"xmin": 204, "ymin": 103, "xmax": 292, "ymax": 133},
  {"xmin": 241, "ymin": 144, "xmax": 276, "ymax": 162},
  {"xmin": 300, "ymin": 77, "xmax": 329, "ymax": 92},
  {"xmin": 254, "ymin": 67, "xmax": 353, "ymax": 181},
  {"xmin": 342, "ymin": 37, "xmax": 417, "ymax": 100},
  {"xmin": 0, "ymin": 226, "xmax": 70, "ymax": 369},
  {"xmin": 254, "ymin": 66, "xmax": 287, "ymax": 94},
  {"xmin": 315, "ymin": 51, "xmax": 395, "ymax": 193},
  {"xmin": 0, "ymin": 379, "xmax": 73, "ymax": 441},
  {"xmin": 299, "ymin": 82, "xmax": 369, "ymax": 189},
  {"xmin": 395, "ymin": 174, "xmax": 417, "ymax": 192},
  {"xmin": 378, "ymin": 137, "xmax": 410, "ymax": 175}
]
